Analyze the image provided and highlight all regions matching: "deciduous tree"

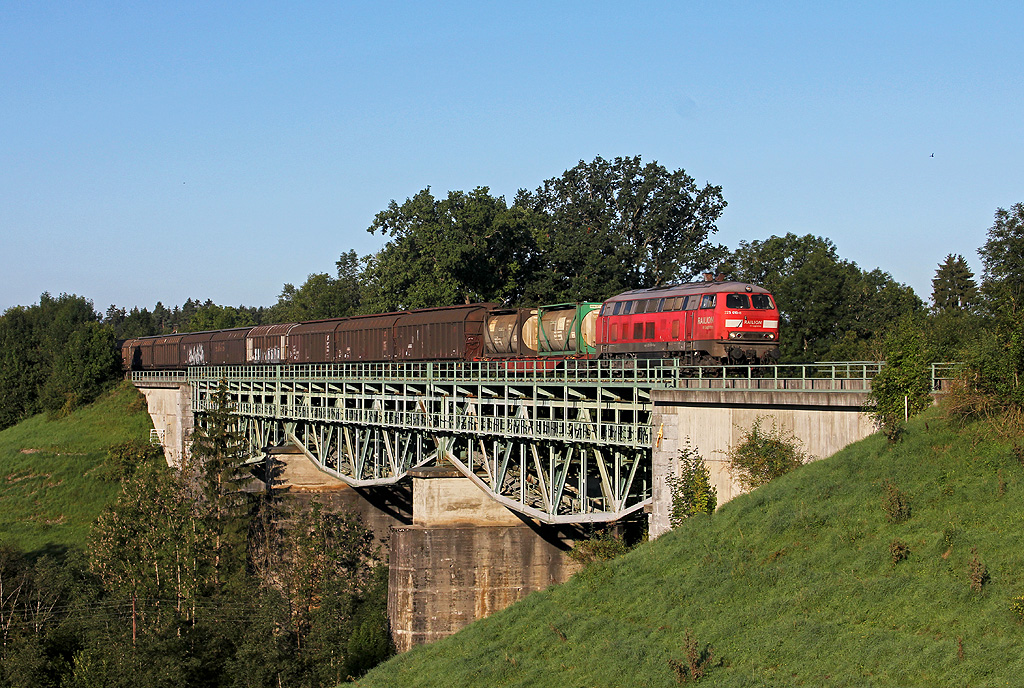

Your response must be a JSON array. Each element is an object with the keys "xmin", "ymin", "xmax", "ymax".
[
  {"xmin": 363, "ymin": 187, "xmax": 538, "ymax": 310},
  {"xmin": 517, "ymin": 155, "xmax": 727, "ymax": 303}
]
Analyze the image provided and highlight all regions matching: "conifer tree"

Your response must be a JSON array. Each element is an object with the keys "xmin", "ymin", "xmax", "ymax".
[
  {"xmin": 931, "ymin": 253, "xmax": 979, "ymax": 314},
  {"xmin": 188, "ymin": 379, "xmax": 254, "ymax": 592}
]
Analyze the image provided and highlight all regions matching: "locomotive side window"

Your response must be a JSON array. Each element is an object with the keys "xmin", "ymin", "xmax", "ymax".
[
  {"xmin": 612, "ymin": 302, "xmax": 622, "ymax": 315},
  {"xmin": 752, "ymin": 294, "xmax": 774, "ymax": 309},
  {"xmin": 726, "ymin": 294, "xmax": 750, "ymax": 309},
  {"xmin": 699, "ymin": 294, "xmax": 716, "ymax": 309},
  {"xmin": 686, "ymin": 297, "xmax": 698, "ymax": 310},
  {"xmin": 656, "ymin": 298, "xmax": 666, "ymax": 312}
]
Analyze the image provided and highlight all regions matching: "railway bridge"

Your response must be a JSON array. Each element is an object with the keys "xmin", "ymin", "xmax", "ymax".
[{"xmin": 130, "ymin": 360, "xmax": 950, "ymax": 649}]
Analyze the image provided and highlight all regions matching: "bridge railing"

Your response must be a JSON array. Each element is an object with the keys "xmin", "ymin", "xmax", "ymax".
[
  {"xmin": 133, "ymin": 359, "xmax": 965, "ymax": 393},
  {"xmin": 175, "ymin": 360, "xmax": 885, "ymax": 391}
]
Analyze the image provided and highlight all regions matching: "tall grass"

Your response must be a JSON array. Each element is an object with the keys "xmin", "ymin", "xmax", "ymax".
[
  {"xmin": 359, "ymin": 409, "xmax": 1024, "ymax": 687},
  {"xmin": 0, "ymin": 381, "xmax": 153, "ymax": 555}
]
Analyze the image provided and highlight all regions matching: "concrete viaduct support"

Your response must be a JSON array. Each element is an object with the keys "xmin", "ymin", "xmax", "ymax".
[
  {"xmin": 649, "ymin": 389, "xmax": 876, "ymax": 538},
  {"xmin": 135, "ymin": 381, "xmax": 193, "ymax": 469}
]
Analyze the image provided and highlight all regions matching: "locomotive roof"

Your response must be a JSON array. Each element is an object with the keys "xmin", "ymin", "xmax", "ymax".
[{"xmin": 604, "ymin": 281, "xmax": 770, "ymax": 302}]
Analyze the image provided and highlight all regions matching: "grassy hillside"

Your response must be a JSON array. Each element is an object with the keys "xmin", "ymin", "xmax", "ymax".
[
  {"xmin": 0, "ymin": 381, "xmax": 154, "ymax": 555},
  {"xmin": 360, "ymin": 409, "xmax": 1024, "ymax": 687}
]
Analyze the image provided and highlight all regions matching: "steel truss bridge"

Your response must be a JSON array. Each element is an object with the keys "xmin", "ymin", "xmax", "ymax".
[{"xmin": 132, "ymin": 361, "xmax": 955, "ymax": 525}]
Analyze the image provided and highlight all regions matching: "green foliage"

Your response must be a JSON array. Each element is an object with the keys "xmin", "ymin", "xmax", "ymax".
[
  {"xmin": 932, "ymin": 253, "xmax": 979, "ymax": 314},
  {"xmin": 266, "ymin": 250, "xmax": 365, "ymax": 322},
  {"xmin": 0, "ymin": 293, "xmax": 119, "ymax": 430},
  {"xmin": 188, "ymin": 380, "xmax": 255, "ymax": 593},
  {"xmin": 667, "ymin": 443, "xmax": 716, "ymax": 526},
  {"xmin": 979, "ymin": 201, "xmax": 1024, "ymax": 318},
  {"xmin": 568, "ymin": 530, "xmax": 630, "ymax": 566},
  {"xmin": 726, "ymin": 416, "xmax": 809, "ymax": 491},
  {"xmin": 40, "ymin": 321, "xmax": 120, "ymax": 418},
  {"xmin": 944, "ymin": 314, "xmax": 1024, "ymax": 419},
  {"xmin": 518, "ymin": 155, "xmax": 727, "ymax": 303},
  {"xmin": 89, "ymin": 462, "xmax": 211, "ymax": 619},
  {"xmin": 364, "ymin": 187, "xmax": 539, "ymax": 310},
  {"xmin": 881, "ymin": 480, "xmax": 912, "ymax": 523},
  {"xmin": 275, "ymin": 500, "xmax": 391, "ymax": 682},
  {"xmin": 184, "ymin": 301, "xmax": 254, "ymax": 332},
  {"xmin": 101, "ymin": 438, "xmax": 164, "ymax": 482},
  {"xmin": 868, "ymin": 319, "xmax": 932, "ymax": 441}
]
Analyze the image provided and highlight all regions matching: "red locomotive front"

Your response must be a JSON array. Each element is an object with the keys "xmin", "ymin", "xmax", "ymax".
[{"xmin": 596, "ymin": 280, "xmax": 780, "ymax": 363}]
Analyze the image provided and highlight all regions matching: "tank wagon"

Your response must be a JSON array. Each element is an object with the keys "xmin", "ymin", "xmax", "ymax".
[{"xmin": 123, "ymin": 278, "xmax": 780, "ymax": 370}]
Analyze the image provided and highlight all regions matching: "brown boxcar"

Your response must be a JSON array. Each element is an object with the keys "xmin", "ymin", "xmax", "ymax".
[
  {"xmin": 247, "ymin": 323, "xmax": 295, "ymax": 364},
  {"xmin": 146, "ymin": 334, "xmax": 184, "ymax": 369},
  {"xmin": 121, "ymin": 338, "xmax": 141, "ymax": 370},
  {"xmin": 335, "ymin": 313, "xmax": 405, "ymax": 362},
  {"xmin": 287, "ymin": 321, "xmax": 338, "ymax": 364},
  {"xmin": 394, "ymin": 305, "xmax": 493, "ymax": 361},
  {"xmin": 180, "ymin": 332, "xmax": 215, "ymax": 366},
  {"xmin": 209, "ymin": 328, "xmax": 251, "ymax": 365}
]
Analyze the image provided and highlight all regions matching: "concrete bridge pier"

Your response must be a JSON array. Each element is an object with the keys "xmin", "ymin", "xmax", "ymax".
[
  {"xmin": 388, "ymin": 466, "xmax": 580, "ymax": 652},
  {"xmin": 649, "ymin": 389, "xmax": 876, "ymax": 538},
  {"xmin": 135, "ymin": 381, "xmax": 193, "ymax": 469}
]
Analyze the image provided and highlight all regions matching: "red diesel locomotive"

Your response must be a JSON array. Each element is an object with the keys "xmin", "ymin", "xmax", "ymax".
[{"xmin": 595, "ymin": 279, "xmax": 780, "ymax": 363}]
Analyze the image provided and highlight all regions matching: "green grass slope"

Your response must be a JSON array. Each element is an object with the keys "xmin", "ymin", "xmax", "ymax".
[
  {"xmin": 360, "ymin": 410, "xmax": 1024, "ymax": 687},
  {"xmin": 0, "ymin": 381, "xmax": 154, "ymax": 555}
]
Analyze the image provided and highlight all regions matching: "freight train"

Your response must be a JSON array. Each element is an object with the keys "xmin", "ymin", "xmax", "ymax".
[{"xmin": 121, "ymin": 278, "xmax": 780, "ymax": 370}]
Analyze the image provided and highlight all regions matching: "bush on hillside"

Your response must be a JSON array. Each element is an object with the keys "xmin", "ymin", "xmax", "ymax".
[
  {"xmin": 726, "ymin": 417, "xmax": 809, "ymax": 491},
  {"xmin": 868, "ymin": 320, "xmax": 932, "ymax": 442},
  {"xmin": 944, "ymin": 315, "xmax": 1024, "ymax": 423},
  {"xmin": 569, "ymin": 530, "xmax": 630, "ymax": 566},
  {"xmin": 667, "ymin": 443, "xmax": 716, "ymax": 526}
]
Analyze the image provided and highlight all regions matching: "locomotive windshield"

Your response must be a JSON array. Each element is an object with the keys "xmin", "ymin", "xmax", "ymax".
[{"xmin": 726, "ymin": 293, "xmax": 775, "ymax": 309}]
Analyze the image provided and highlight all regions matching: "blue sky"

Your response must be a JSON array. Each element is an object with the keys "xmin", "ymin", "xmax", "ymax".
[{"xmin": 2, "ymin": 1, "xmax": 1021, "ymax": 314}]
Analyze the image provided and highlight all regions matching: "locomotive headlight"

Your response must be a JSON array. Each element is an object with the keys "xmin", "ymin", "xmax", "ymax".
[
  {"xmin": 766, "ymin": 333, "xmax": 775, "ymax": 340},
  {"xmin": 728, "ymin": 332, "xmax": 741, "ymax": 339}
]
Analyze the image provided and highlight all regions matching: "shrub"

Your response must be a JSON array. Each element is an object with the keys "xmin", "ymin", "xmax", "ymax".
[
  {"xmin": 889, "ymin": 538, "xmax": 910, "ymax": 565},
  {"xmin": 944, "ymin": 316, "xmax": 1024, "ymax": 422},
  {"xmin": 569, "ymin": 530, "xmax": 630, "ymax": 566},
  {"xmin": 867, "ymin": 319, "xmax": 931, "ymax": 442},
  {"xmin": 667, "ymin": 443, "xmax": 717, "ymax": 527},
  {"xmin": 668, "ymin": 628, "xmax": 714, "ymax": 683},
  {"xmin": 102, "ymin": 439, "xmax": 165, "ymax": 482},
  {"xmin": 881, "ymin": 480, "xmax": 911, "ymax": 524},
  {"xmin": 726, "ymin": 417, "xmax": 809, "ymax": 491},
  {"xmin": 969, "ymin": 547, "xmax": 989, "ymax": 591}
]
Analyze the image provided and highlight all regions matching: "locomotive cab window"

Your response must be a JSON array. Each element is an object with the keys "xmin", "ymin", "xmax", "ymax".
[
  {"xmin": 699, "ymin": 294, "xmax": 716, "ymax": 309},
  {"xmin": 685, "ymin": 297, "xmax": 698, "ymax": 310},
  {"xmin": 726, "ymin": 294, "xmax": 750, "ymax": 309},
  {"xmin": 752, "ymin": 294, "xmax": 774, "ymax": 309},
  {"xmin": 612, "ymin": 301, "xmax": 623, "ymax": 315}
]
